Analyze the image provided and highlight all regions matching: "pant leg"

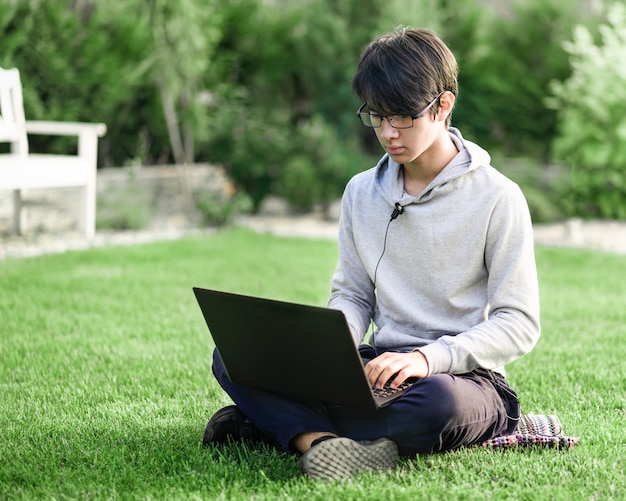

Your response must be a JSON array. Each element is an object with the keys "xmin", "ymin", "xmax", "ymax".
[
  {"xmin": 211, "ymin": 349, "xmax": 338, "ymax": 451},
  {"xmin": 212, "ymin": 346, "xmax": 519, "ymax": 456},
  {"xmin": 327, "ymin": 369, "xmax": 519, "ymax": 456}
]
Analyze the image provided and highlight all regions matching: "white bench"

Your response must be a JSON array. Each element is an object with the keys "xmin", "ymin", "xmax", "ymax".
[{"xmin": 0, "ymin": 67, "xmax": 106, "ymax": 238}]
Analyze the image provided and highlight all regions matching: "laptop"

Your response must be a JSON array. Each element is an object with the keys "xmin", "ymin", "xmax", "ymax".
[{"xmin": 193, "ymin": 287, "xmax": 414, "ymax": 410}]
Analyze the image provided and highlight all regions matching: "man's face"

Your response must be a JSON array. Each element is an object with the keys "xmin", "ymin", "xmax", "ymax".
[
  {"xmin": 373, "ymin": 110, "xmax": 440, "ymax": 166},
  {"xmin": 370, "ymin": 91, "xmax": 455, "ymax": 168}
]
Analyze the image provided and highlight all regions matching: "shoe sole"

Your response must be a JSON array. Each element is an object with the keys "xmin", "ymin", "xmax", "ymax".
[{"xmin": 300, "ymin": 437, "xmax": 398, "ymax": 480}]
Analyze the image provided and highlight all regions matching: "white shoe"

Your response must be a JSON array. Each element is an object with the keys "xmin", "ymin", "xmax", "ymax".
[{"xmin": 300, "ymin": 437, "xmax": 398, "ymax": 480}]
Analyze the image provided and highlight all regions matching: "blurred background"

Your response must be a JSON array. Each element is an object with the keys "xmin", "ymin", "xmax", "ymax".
[{"xmin": 1, "ymin": 0, "xmax": 625, "ymax": 229}]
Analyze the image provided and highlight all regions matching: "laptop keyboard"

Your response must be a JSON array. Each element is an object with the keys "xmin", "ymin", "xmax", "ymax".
[{"xmin": 372, "ymin": 379, "xmax": 413, "ymax": 398}]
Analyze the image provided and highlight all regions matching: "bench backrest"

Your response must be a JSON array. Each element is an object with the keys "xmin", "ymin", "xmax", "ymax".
[{"xmin": 0, "ymin": 67, "xmax": 29, "ymax": 156}]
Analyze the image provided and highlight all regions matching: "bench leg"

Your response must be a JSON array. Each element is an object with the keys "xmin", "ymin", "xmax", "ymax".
[
  {"xmin": 77, "ymin": 133, "xmax": 98, "ymax": 240},
  {"xmin": 76, "ymin": 183, "xmax": 96, "ymax": 239}
]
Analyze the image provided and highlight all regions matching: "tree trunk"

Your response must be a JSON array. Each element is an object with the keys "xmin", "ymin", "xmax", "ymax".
[{"xmin": 157, "ymin": 72, "xmax": 195, "ymax": 219}]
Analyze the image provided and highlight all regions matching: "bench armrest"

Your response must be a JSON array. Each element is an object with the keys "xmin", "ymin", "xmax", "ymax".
[{"xmin": 25, "ymin": 120, "xmax": 107, "ymax": 137}]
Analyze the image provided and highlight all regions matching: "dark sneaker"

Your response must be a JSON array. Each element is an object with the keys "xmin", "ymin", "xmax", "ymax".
[
  {"xmin": 202, "ymin": 405, "xmax": 270, "ymax": 446},
  {"xmin": 300, "ymin": 437, "xmax": 398, "ymax": 480}
]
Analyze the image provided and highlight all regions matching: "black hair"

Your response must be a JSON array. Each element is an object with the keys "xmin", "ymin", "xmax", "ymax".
[{"xmin": 352, "ymin": 27, "xmax": 458, "ymax": 125}]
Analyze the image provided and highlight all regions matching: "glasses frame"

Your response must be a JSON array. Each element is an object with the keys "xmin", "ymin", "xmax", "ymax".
[{"xmin": 356, "ymin": 92, "xmax": 444, "ymax": 129}]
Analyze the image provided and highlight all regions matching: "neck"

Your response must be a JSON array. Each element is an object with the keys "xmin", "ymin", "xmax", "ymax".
[{"xmin": 403, "ymin": 133, "xmax": 458, "ymax": 196}]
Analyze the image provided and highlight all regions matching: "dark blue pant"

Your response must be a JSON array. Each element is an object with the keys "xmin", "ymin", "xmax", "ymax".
[{"xmin": 211, "ymin": 346, "xmax": 520, "ymax": 456}]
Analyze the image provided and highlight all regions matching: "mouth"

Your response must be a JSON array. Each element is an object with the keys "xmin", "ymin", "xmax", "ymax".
[{"xmin": 386, "ymin": 145, "xmax": 405, "ymax": 155}]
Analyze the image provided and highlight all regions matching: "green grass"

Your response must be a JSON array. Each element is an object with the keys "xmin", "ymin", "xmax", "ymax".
[{"xmin": 0, "ymin": 228, "xmax": 624, "ymax": 500}]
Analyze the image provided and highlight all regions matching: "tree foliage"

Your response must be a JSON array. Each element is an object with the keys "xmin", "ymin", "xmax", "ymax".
[
  {"xmin": 548, "ymin": 2, "xmax": 626, "ymax": 219},
  {"xmin": 0, "ymin": 0, "xmax": 620, "ymax": 219},
  {"xmin": 200, "ymin": 0, "xmax": 381, "ymax": 208}
]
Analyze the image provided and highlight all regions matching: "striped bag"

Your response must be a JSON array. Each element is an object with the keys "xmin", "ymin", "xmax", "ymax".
[{"xmin": 480, "ymin": 414, "xmax": 580, "ymax": 449}]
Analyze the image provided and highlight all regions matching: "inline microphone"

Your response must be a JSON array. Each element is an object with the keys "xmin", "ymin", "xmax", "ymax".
[{"xmin": 390, "ymin": 203, "xmax": 404, "ymax": 221}]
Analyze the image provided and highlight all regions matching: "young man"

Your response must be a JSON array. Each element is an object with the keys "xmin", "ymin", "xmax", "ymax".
[{"xmin": 205, "ymin": 27, "xmax": 540, "ymax": 480}]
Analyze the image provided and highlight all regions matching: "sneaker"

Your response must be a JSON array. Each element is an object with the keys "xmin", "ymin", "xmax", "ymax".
[
  {"xmin": 202, "ymin": 405, "xmax": 269, "ymax": 446},
  {"xmin": 300, "ymin": 436, "xmax": 398, "ymax": 480}
]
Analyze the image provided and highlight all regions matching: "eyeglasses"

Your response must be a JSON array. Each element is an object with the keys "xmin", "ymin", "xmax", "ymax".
[{"xmin": 356, "ymin": 92, "xmax": 444, "ymax": 129}]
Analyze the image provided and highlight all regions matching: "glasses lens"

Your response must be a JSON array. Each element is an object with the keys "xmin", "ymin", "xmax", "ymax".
[
  {"xmin": 390, "ymin": 115, "xmax": 414, "ymax": 129},
  {"xmin": 358, "ymin": 113, "xmax": 373, "ymax": 127},
  {"xmin": 358, "ymin": 112, "xmax": 380, "ymax": 128},
  {"xmin": 357, "ymin": 106, "xmax": 416, "ymax": 129}
]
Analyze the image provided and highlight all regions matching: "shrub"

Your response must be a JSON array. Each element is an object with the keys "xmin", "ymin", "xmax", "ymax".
[
  {"xmin": 195, "ymin": 191, "xmax": 253, "ymax": 228},
  {"xmin": 548, "ymin": 2, "xmax": 626, "ymax": 219},
  {"xmin": 201, "ymin": 0, "xmax": 382, "ymax": 211},
  {"xmin": 454, "ymin": 0, "xmax": 598, "ymax": 160},
  {"xmin": 278, "ymin": 116, "xmax": 366, "ymax": 213},
  {"xmin": 279, "ymin": 156, "xmax": 319, "ymax": 212},
  {"xmin": 0, "ymin": 1, "xmax": 156, "ymax": 165},
  {"xmin": 495, "ymin": 156, "xmax": 565, "ymax": 224},
  {"xmin": 96, "ymin": 183, "xmax": 151, "ymax": 231}
]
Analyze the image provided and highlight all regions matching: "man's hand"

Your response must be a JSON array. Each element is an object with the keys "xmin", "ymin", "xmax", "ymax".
[{"xmin": 364, "ymin": 351, "xmax": 429, "ymax": 389}]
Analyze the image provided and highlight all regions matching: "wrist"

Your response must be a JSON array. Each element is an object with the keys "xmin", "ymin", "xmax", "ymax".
[{"xmin": 413, "ymin": 349, "xmax": 430, "ymax": 377}]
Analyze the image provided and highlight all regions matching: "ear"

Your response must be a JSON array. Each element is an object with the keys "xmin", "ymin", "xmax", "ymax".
[{"xmin": 437, "ymin": 91, "xmax": 456, "ymax": 122}]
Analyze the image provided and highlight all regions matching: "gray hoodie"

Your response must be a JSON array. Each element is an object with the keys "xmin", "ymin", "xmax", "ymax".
[{"xmin": 328, "ymin": 128, "xmax": 540, "ymax": 376}]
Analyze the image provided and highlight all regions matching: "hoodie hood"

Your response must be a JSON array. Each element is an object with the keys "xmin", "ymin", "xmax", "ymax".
[{"xmin": 374, "ymin": 127, "xmax": 492, "ymax": 207}]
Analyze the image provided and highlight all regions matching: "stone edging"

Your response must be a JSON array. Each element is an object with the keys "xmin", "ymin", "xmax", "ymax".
[{"xmin": 2, "ymin": 216, "xmax": 626, "ymax": 260}]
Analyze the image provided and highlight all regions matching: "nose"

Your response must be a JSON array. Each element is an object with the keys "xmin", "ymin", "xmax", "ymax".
[{"xmin": 379, "ymin": 117, "xmax": 400, "ymax": 139}]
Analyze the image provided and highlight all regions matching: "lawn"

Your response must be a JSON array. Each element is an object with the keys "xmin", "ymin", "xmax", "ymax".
[{"xmin": 0, "ymin": 228, "xmax": 624, "ymax": 500}]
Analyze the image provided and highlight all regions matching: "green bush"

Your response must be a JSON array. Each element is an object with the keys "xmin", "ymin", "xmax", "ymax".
[
  {"xmin": 495, "ymin": 156, "xmax": 565, "ymax": 224},
  {"xmin": 195, "ymin": 190, "xmax": 253, "ymax": 227},
  {"xmin": 96, "ymin": 183, "xmax": 151, "ymax": 231},
  {"xmin": 548, "ymin": 2, "xmax": 626, "ymax": 219},
  {"xmin": 520, "ymin": 185, "xmax": 565, "ymax": 224},
  {"xmin": 280, "ymin": 156, "xmax": 319, "ymax": 212},
  {"xmin": 0, "ymin": 1, "xmax": 157, "ymax": 165},
  {"xmin": 278, "ymin": 115, "xmax": 366, "ymax": 213},
  {"xmin": 2, "ymin": 0, "xmax": 615, "ymax": 218},
  {"xmin": 208, "ymin": 104, "xmax": 292, "ymax": 209},
  {"xmin": 452, "ymin": 0, "xmax": 600, "ymax": 160},
  {"xmin": 201, "ymin": 0, "xmax": 381, "ymax": 211}
]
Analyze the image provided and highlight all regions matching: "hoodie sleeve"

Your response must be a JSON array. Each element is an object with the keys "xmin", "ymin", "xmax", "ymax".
[
  {"xmin": 418, "ymin": 183, "xmax": 541, "ymax": 375},
  {"xmin": 327, "ymin": 180, "xmax": 376, "ymax": 346}
]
